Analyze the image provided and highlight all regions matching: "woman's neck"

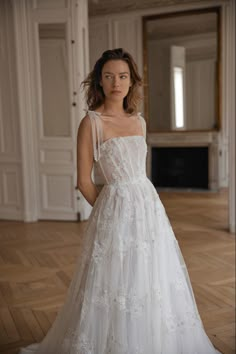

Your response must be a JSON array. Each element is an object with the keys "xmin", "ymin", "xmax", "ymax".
[{"xmin": 101, "ymin": 101, "xmax": 126, "ymax": 117}]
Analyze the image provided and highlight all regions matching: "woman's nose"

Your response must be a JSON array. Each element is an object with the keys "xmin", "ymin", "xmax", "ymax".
[{"xmin": 113, "ymin": 77, "xmax": 120, "ymax": 87}]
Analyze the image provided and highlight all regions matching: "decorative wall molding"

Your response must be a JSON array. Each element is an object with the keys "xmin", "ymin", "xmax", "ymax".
[{"xmin": 0, "ymin": 165, "xmax": 23, "ymax": 220}]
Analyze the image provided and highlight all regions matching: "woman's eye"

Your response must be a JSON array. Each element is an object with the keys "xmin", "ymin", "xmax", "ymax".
[
  {"xmin": 105, "ymin": 75, "xmax": 112, "ymax": 79},
  {"xmin": 120, "ymin": 75, "xmax": 127, "ymax": 79}
]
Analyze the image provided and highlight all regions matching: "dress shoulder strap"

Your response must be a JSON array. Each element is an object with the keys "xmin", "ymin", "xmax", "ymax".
[
  {"xmin": 87, "ymin": 110, "xmax": 103, "ymax": 162},
  {"xmin": 138, "ymin": 113, "xmax": 146, "ymax": 139}
]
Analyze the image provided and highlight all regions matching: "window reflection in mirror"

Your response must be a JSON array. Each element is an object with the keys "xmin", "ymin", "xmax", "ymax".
[
  {"xmin": 39, "ymin": 23, "xmax": 71, "ymax": 137},
  {"xmin": 173, "ymin": 66, "xmax": 185, "ymax": 129},
  {"xmin": 143, "ymin": 8, "xmax": 221, "ymax": 132}
]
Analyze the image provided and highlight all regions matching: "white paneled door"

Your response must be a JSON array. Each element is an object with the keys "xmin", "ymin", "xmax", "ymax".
[
  {"xmin": 37, "ymin": 22, "xmax": 77, "ymax": 220},
  {"xmin": 27, "ymin": 0, "xmax": 89, "ymax": 220}
]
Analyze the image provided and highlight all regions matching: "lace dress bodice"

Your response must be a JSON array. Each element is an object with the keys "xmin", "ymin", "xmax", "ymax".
[{"xmin": 88, "ymin": 110, "xmax": 147, "ymax": 186}]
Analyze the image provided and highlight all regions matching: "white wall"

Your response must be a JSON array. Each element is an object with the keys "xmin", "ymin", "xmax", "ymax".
[
  {"xmin": 89, "ymin": 15, "xmax": 142, "ymax": 73},
  {"xmin": 0, "ymin": 0, "xmax": 24, "ymax": 220}
]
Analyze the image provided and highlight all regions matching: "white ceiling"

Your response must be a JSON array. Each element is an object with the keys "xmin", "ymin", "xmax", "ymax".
[
  {"xmin": 88, "ymin": 0, "xmax": 220, "ymax": 17},
  {"xmin": 146, "ymin": 12, "xmax": 217, "ymax": 40}
]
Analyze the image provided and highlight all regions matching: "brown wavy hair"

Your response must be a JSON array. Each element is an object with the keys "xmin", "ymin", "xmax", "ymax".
[{"xmin": 81, "ymin": 48, "xmax": 142, "ymax": 114}]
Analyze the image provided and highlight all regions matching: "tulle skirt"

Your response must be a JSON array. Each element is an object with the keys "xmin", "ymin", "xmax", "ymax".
[{"xmin": 19, "ymin": 178, "xmax": 221, "ymax": 354}]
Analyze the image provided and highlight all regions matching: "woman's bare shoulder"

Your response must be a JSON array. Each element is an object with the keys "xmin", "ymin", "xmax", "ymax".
[{"xmin": 77, "ymin": 114, "xmax": 92, "ymax": 139}]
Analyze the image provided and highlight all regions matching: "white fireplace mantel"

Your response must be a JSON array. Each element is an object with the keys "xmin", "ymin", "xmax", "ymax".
[{"xmin": 147, "ymin": 131, "xmax": 218, "ymax": 147}]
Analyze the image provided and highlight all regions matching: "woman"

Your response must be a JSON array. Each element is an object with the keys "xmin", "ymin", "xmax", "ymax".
[{"xmin": 19, "ymin": 48, "xmax": 221, "ymax": 354}]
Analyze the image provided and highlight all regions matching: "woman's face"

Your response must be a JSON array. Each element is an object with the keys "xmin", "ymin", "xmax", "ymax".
[{"xmin": 100, "ymin": 60, "xmax": 131, "ymax": 102}]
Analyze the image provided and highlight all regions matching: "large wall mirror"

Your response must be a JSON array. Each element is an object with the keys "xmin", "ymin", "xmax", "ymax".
[{"xmin": 143, "ymin": 8, "xmax": 221, "ymax": 132}]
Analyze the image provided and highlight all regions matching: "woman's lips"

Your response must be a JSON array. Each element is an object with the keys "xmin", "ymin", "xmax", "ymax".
[{"xmin": 111, "ymin": 90, "xmax": 122, "ymax": 94}]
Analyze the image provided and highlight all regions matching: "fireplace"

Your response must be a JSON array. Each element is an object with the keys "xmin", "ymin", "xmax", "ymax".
[{"xmin": 151, "ymin": 147, "xmax": 209, "ymax": 189}]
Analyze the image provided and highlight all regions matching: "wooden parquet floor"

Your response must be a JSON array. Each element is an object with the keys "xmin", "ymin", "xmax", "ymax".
[{"xmin": 0, "ymin": 189, "xmax": 235, "ymax": 354}]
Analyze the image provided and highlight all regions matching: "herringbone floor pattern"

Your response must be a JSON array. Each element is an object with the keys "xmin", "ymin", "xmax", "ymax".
[{"xmin": 0, "ymin": 189, "xmax": 235, "ymax": 354}]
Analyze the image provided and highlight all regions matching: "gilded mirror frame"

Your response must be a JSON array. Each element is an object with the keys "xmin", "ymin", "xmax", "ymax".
[{"xmin": 142, "ymin": 7, "xmax": 222, "ymax": 133}]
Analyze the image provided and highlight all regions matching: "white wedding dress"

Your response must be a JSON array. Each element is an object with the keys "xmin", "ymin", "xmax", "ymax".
[{"xmin": 19, "ymin": 110, "xmax": 221, "ymax": 354}]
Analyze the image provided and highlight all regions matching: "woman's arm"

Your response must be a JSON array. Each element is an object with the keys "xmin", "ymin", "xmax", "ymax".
[{"xmin": 76, "ymin": 115, "xmax": 99, "ymax": 207}]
